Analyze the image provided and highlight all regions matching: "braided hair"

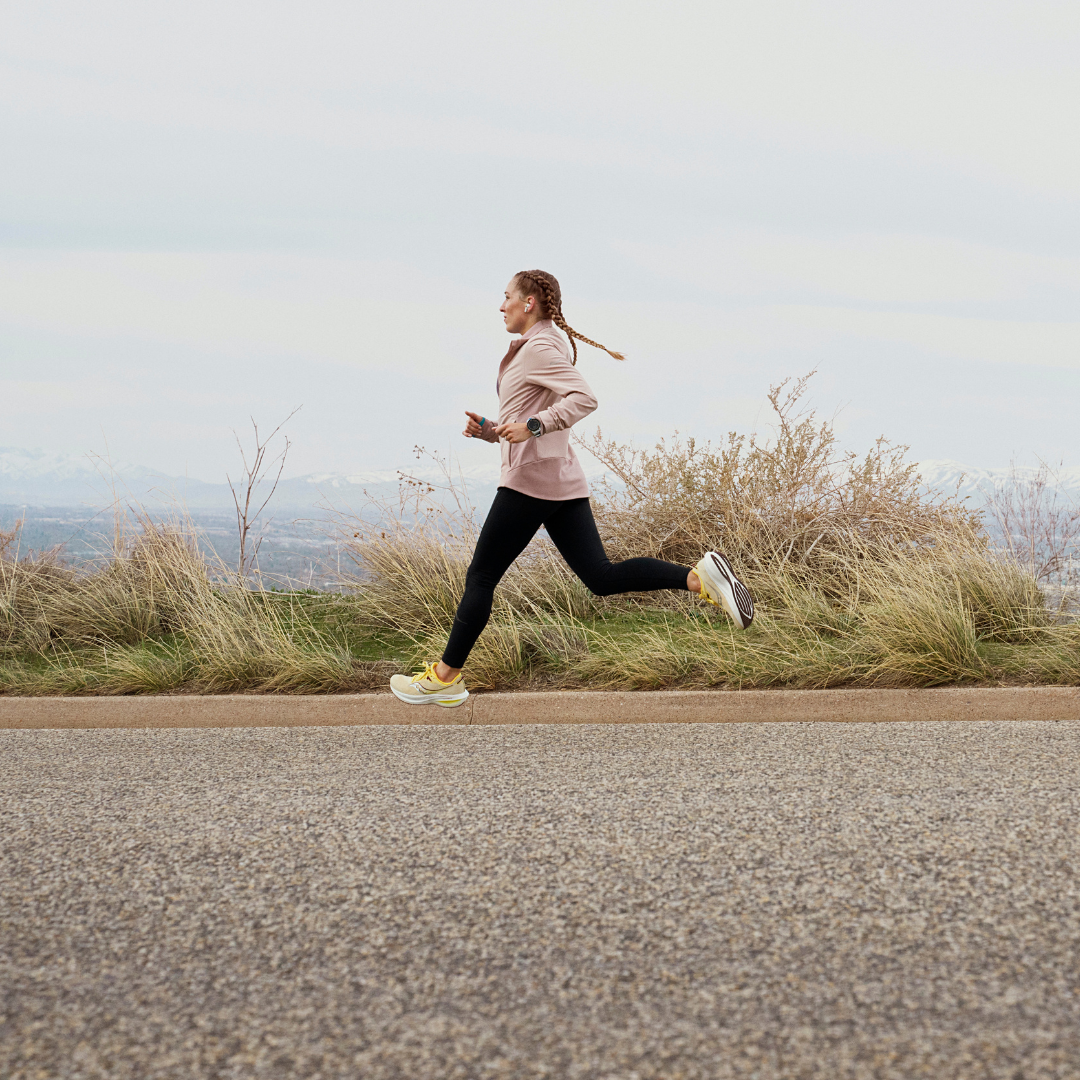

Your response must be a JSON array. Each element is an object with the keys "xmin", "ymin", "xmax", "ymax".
[{"xmin": 513, "ymin": 270, "xmax": 625, "ymax": 366}]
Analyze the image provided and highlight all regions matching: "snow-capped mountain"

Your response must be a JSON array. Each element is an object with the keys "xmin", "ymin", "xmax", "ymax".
[
  {"xmin": 917, "ymin": 460, "xmax": 1080, "ymax": 500},
  {"xmin": 0, "ymin": 447, "xmax": 150, "ymax": 483},
  {"xmin": 0, "ymin": 448, "xmax": 501, "ymax": 509},
  {"xmin": 0, "ymin": 448, "xmax": 160, "ymax": 505}
]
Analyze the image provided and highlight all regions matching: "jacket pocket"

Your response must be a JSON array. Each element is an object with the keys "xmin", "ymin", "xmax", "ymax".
[{"xmin": 516, "ymin": 428, "xmax": 570, "ymax": 465}]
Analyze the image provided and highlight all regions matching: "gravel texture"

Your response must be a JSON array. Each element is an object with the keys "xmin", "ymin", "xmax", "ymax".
[{"xmin": 2, "ymin": 721, "xmax": 1079, "ymax": 1079}]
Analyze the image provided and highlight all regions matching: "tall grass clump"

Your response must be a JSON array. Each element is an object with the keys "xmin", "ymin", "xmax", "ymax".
[{"xmin": 0, "ymin": 509, "xmax": 373, "ymax": 695}]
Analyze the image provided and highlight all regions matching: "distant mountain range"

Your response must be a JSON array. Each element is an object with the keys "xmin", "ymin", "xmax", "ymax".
[
  {"xmin": 0, "ymin": 447, "xmax": 501, "ymax": 510},
  {"xmin": 2, "ymin": 447, "xmax": 1078, "ymax": 510},
  {"xmin": 916, "ymin": 460, "xmax": 1080, "ymax": 501}
]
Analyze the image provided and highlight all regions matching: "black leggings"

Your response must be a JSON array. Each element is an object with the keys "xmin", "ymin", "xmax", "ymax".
[{"xmin": 442, "ymin": 487, "xmax": 690, "ymax": 668}]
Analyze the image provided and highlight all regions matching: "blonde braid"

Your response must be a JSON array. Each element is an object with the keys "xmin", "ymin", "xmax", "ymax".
[
  {"xmin": 558, "ymin": 317, "xmax": 627, "ymax": 365},
  {"xmin": 514, "ymin": 270, "xmax": 626, "ymax": 366}
]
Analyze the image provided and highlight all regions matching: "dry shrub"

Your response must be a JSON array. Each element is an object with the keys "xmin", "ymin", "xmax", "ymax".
[
  {"xmin": 0, "ymin": 524, "xmax": 20, "ymax": 560},
  {"xmin": 982, "ymin": 460, "xmax": 1080, "ymax": 608},
  {"xmin": 578, "ymin": 373, "xmax": 981, "ymax": 604}
]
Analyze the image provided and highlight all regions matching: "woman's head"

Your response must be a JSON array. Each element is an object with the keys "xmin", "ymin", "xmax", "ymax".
[{"xmin": 502, "ymin": 269, "xmax": 625, "ymax": 365}]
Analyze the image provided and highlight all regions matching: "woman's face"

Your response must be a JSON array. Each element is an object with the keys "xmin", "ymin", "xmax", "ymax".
[{"xmin": 500, "ymin": 279, "xmax": 535, "ymax": 335}]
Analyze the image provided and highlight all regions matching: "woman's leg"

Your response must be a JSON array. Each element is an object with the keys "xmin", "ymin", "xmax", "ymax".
[
  {"xmin": 544, "ymin": 498, "xmax": 692, "ymax": 595},
  {"xmin": 440, "ymin": 488, "xmax": 548, "ymax": 671}
]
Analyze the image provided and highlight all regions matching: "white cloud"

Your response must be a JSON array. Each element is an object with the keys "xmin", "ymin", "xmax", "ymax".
[
  {"xmin": 0, "ymin": 251, "xmax": 501, "ymax": 377},
  {"xmin": 620, "ymin": 229, "xmax": 1080, "ymax": 309},
  {"xmin": 4, "ymin": 1, "xmax": 1080, "ymax": 193},
  {"xmin": 1, "ymin": 0, "xmax": 1079, "ymax": 479},
  {"xmin": 787, "ymin": 306, "xmax": 1080, "ymax": 369}
]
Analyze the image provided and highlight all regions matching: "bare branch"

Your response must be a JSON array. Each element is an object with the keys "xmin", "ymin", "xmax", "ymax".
[
  {"xmin": 981, "ymin": 458, "xmax": 1080, "ymax": 587},
  {"xmin": 226, "ymin": 407, "xmax": 302, "ymax": 583}
]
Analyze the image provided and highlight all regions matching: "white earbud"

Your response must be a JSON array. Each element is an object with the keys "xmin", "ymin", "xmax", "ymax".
[{"xmin": 524, "ymin": 303, "xmax": 531, "ymax": 312}]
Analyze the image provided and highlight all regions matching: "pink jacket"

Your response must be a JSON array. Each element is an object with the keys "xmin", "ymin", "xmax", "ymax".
[{"xmin": 479, "ymin": 320, "xmax": 598, "ymax": 500}]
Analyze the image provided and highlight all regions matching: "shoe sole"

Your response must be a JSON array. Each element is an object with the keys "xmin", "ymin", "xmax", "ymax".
[
  {"xmin": 390, "ymin": 685, "xmax": 470, "ymax": 708},
  {"xmin": 698, "ymin": 551, "xmax": 754, "ymax": 629}
]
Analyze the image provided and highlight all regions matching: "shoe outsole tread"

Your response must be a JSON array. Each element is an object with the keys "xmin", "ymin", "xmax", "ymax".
[{"xmin": 696, "ymin": 551, "xmax": 754, "ymax": 629}]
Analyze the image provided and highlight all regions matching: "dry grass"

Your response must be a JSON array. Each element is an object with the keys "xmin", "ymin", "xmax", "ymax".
[
  {"xmin": 4, "ymin": 375, "xmax": 1078, "ymax": 695},
  {"xmin": 338, "ymin": 375, "xmax": 1079, "ymax": 692},
  {"xmin": 0, "ymin": 509, "xmax": 382, "ymax": 695}
]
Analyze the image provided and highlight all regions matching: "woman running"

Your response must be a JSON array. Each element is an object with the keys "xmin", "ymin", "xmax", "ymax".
[{"xmin": 390, "ymin": 269, "xmax": 754, "ymax": 708}]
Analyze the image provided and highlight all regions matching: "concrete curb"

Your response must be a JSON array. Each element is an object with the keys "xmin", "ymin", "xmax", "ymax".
[{"xmin": 1, "ymin": 687, "xmax": 1079, "ymax": 730}]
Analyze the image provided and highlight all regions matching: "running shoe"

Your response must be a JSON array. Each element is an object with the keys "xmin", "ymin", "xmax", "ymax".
[
  {"xmin": 693, "ymin": 551, "xmax": 755, "ymax": 629},
  {"xmin": 390, "ymin": 663, "xmax": 469, "ymax": 708}
]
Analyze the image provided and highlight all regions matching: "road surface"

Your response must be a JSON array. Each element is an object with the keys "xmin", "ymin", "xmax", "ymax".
[{"xmin": 2, "ymin": 720, "xmax": 1078, "ymax": 1078}]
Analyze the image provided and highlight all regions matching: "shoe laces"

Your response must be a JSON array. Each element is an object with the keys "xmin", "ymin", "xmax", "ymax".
[{"xmin": 415, "ymin": 662, "xmax": 453, "ymax": 685}]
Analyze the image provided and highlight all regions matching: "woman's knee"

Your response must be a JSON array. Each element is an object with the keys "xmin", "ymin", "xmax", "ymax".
[
  {"xmin": 577, "ymin": 563, "xmax": 616, "ymax": 596},
  {"xmin": 464, "ymin": 566, "xmax": 501, "ymax": 596}
]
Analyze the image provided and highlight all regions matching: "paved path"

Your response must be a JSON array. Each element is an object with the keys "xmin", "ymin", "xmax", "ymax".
[
  {"xmin": 2, "ymin": 721, "xmax": 1079, "ymax": 1079},
  {"xmin": 3, "ymin": 687, "xmax": 1080, "ymax": 728}
]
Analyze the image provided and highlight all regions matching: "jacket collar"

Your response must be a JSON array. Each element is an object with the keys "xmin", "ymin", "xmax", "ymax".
[
  {"xmin": 496, "ymin": 320, "xmax": 552, "ymax": 393},
  {"xmin": 496, "ymin": 339, "xmax": 524, "ymax": 394}
]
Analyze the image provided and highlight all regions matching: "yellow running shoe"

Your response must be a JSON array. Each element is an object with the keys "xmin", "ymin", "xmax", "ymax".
[
  {"xmin": 693, "ymin": 551, "xmax": 755, "ymax": 629},
  {"xmin": 390, "ymin": 663, "xmax": 469, "ymax": 708}
]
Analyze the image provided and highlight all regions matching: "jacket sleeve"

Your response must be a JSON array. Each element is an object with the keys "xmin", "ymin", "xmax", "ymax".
[{"xmin": 523, "ymin": 340, "xmax": 599, "ymax": 433}]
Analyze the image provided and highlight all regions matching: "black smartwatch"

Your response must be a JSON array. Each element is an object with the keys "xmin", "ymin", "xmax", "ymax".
[{"xmin": 526, "ymin": 417, "xmax": 543, "ymax": 438}]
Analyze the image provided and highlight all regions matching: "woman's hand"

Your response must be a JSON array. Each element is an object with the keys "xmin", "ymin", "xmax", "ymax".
[
  {"xmin": 463, "ymin": 411, "xmax": 498, "ymax": 442},
  {"xmin": 496, "ymin": 422, "xmax": 532, "ymax": 444}
]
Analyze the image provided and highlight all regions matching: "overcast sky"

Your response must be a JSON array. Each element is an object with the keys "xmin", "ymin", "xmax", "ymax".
[{"xmin": 2, "ymin": 0, "xmax": 1079, "ymax": 483}]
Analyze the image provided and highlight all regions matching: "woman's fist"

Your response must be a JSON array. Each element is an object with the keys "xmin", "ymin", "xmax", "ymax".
[
  {"xmin": 496, "ymin": 422, "xmax": 532, "ymax": 444},
  {"xmin": 463, "ymin": 411, "xmax": 498, "ymax": 442}
]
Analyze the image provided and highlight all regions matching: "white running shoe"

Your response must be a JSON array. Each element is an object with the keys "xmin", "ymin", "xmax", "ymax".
[
  {"xmin": 390, "ymin": 663, "xmax": 469, "ymax": 708},
  {"xmin": 693, "ymin": 551, "xmax": 754, "ymax": 629}
]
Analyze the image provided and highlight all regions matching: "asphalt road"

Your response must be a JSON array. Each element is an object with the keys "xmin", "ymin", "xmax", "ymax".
[{"xmin": 2, "ymin": 721, "xmax": 1078, "ymax": 1079}]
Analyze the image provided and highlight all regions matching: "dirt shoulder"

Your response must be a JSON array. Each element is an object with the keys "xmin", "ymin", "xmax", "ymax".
[{"xmin": 2, "ymin": 686, "xmax": 1079, "ymax": 729}]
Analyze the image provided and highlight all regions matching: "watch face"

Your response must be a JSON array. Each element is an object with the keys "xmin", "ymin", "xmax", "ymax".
[{"xmin": 527, "ymin": 418, "xmax": 542, "ymax": 435}]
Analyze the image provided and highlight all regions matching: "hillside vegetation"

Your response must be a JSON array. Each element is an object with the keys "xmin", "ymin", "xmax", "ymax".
[{"xmin": 3, "ymin": 377, "xmax": 1078, "ymax": 695}]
